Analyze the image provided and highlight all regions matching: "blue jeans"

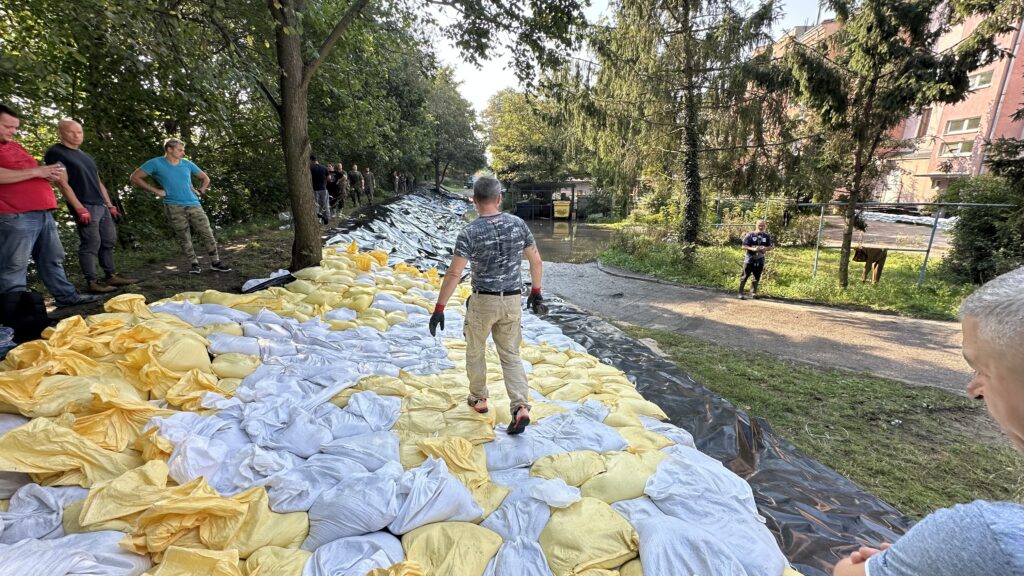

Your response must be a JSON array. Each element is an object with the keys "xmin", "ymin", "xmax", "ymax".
[{"xmin": 0, "ymin": 210, "xmax": 80, "ymax": 305}]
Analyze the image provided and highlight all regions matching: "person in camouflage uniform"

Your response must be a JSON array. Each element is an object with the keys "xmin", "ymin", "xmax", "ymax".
[
  {"xmin": 348, "ymin": 163, "xmax": 364, "ymax": 206},
  {"xmin": 335, "ymin": 163, "xmax": 349, "ymax": 211},
  {"xmin": 363, "ymin": 166, "xmax": 375, "ymax": 202},
  {"xmin": 428, "ymin": 177, "xmax": 545, "ymax": 435}
]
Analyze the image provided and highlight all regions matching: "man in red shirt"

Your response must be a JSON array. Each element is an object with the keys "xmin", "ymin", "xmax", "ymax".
[{"xmin": 0, "ymin": 104, "xmax": 100, "ymax": 307}]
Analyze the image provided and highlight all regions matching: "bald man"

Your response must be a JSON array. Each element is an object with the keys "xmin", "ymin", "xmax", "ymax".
[{"xmin": 44, "ymin": 119, "xmax": 136, "ymax": 293}]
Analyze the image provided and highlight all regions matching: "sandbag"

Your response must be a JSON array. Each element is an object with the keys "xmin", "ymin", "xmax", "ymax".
[
  {"xmin": 146, "ymin": 546, "xmax": 242, "ymax": 576},
  {"xmin": 302, "ymin": 462, "xmax": 402, "ymax": 551},
  {"xmin": 302, "ymin": 532, "xmax": 404, "ymax": 576},
  {"xmin": 0, "ymin": 530, "xmax": 152, "ymax": 575},
  {"xmin": 580, "ymin": 450, "xmax": 666, "ymax": 504},
  {"xmin": 538, "ymin": 497, "xmax": 639, "ymax": 576},
  {"xmin": 245, "ymin": 546, "xmax": 311, "ymax": 576},
  {"xmin": 530, "ymin": 450, "xmax": 606, "ymax": 487},
  {"xmin": 388, "ymin": 457, "xmax": 482, "ymax": 535},
  {"xmin": 402, "ymin": 522, "xmax": 502, "ymax": 576},
  {"xmin": 0, "ymin": 484, "xmax": 89, "ymax": 543}
]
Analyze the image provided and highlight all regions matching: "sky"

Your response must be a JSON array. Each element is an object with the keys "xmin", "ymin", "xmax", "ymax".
[{"xmin": 434, "ymin": 0, "xmax": 836, "ymax": 115}]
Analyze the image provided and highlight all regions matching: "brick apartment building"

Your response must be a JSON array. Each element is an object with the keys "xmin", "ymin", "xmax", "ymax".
[{"xmin": 773, "ymin": 14, "xmax": 1024, "ymax": 206}]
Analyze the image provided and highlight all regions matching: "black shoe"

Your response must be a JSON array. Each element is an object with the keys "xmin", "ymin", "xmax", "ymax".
[
  {"xmin": 751, "ymin": 293, "xmax": 760, "ymax": 300},
  {"xmin": 55, "ymin": 293, "xmax": 103, "ymax": 308},
  {"xmin": 210, "ymin": 261, "xmax": 232, "ymax": 273},
  {"xmin": 189, "ymin": 263, "xmax": 202, "ymax": 275},
  {"xmin": 506, "ymin": 405, "xmax": 531, "ymax": 435}
]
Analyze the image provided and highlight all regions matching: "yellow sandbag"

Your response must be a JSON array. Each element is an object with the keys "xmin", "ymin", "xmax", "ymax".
[
  {"xmin": 369, "ymin": 250, "xmax": 389, "ymax": 266},
  {"xmin": 402, "ymin": 522, "xmax": 502, "ymax": 576},
  {"xmin": 46, "ymin": 315, "xmax": 119, "ymax": 357},
  {"xmin": 0, "ymin": 366, "xmax": 135, "ymax": 418},
  {"xmin": 0, "ymin": 418, "xmax": 143, "ymax": 487},
  {"xmin": 328, "ymin": 320, "xmax": 358, "ymax": 332},
  {"xmin": 345, "ymin": 239, "xmax": 359, "ymax": 254},
  {"xmin": 3, "ymin": 340, "xmax": 105, "ymax": 375},
  {"xmin": 417, "ymin": 436, "xmax": 510, "ymax": 517},
  {"xmin": 580, "ymin": 451, "xmax": 666, "ymax": 504},
  {"xmin": 603, "ymin": 397, "xmax": 669, "ymax": 428},
  {"xmin": 104, "ymin": 293, "xmax": 156, "ymax": 319},
  {"xmin": 135, "ymin": 427, "xmax": 174, "ymax": 462},
  {"xmin": 619, "ymin": 559, "xmax": 642, "ymax": 576},
  {"xmin": 67, "ymin": 383, "xmax": 175, "ymax": 451},
  {"xmin": 291, "ymin": 266, "xmax": 328, "ymax": 281},
  {"xmin": 243, "ymin": 546, "xmax": 310, "ymax": 576},
  {"xmin": 356, "ymin": 316, "xmax": 390, "ymax": 332},
  {"xmin": 617, "ymin": 427, "xmax": 674, "ymax": 451},
  {"xmin": 145, "ymin": 546, "xmax": 243, "ymax": 576},
  {"xmin": 0, "ymin": 500, "xmax": 8, "ymax": 512},
  {"xmin": 284, "ymin": 279, "xmax": 317, "ymax": 295},
  {"xmin": 530, "ymin": 451, "xmax": 606, "ymax": 487},
  {"xmin": 353, "ymin": 253, "xmax": 373, "ymax": 272},
  {"xmin": 211, "ymin": 353, "xmax": 260, "ymax": 379},
  {"xmin": 75, "ymin": 460, "xmax": 172, "ymax": 532},
  {"xmin": 367, "ymin": 562, "xmax": 426, "ymax": 576},
  {"xmin": 784, "ymin": 569, "xmax": 805, "ymax": 576},
  {"xmin": 191, "ymin": 323, "xmax": 244, "ymax": 337},
  {"xmin": 539, "ymin": 497, "xmax": 639, "ymax": 576},
  {"xmin": 339, "ymin": 293, "xmax": 374, "ymax": 313},
  {"xmin": 386, "ymin": 311, "xmax": 409, "ymax": 326},
  {"xmin": 439, "ymin": 405, "xmax": 496, "ymax": 445},
  {"xmin": 165, "ymin": 369, "xmax": 233, "ymax": 411}
]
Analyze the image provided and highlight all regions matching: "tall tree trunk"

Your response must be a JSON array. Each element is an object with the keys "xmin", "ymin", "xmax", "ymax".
[
  {"xmin": 679, "ymin": 0, "xmax": 701, "ymax": 244},
  {"xmin": 274, "ymin": 2, "xmax": 321, "ymax": 271},
  {"xmin": 434, "ymin": 157, "xmax": 441, "ymax": 190},
  {"xmin": 440, "ymin": 161, "xmax": 451, "ymax": 187}
]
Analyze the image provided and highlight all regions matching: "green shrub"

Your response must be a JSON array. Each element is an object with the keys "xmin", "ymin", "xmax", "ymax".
[{"xmin": 938, "ymin": 175, "xmax": 1024, "ymax": 284}]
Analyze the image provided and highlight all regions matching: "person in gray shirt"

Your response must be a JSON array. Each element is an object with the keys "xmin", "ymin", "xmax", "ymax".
[
  {"xmin": 834, "ymin": 266, "xmax": 1024, "ymax": 576},
  {"xmin": 428, "ymin": 177, "xmax": 544, "ymax": 435}
]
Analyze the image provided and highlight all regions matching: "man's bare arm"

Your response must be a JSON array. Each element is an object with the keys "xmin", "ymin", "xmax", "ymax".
[
  {"xmin": 525, "ymin": 244, "xmax": 542, "ymax": 291},
  {"xmin": 130, "ymin": 168, "xmax": 164, "ymax": 197},
  {"xmin": 434, "ymin": 255, "xmax": 469, "ymax": 309}
]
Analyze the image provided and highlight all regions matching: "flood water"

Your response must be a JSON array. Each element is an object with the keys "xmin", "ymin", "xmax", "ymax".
[{"xmin": 526, "ymin": 219, "xmax": 614, "ymax": 263}]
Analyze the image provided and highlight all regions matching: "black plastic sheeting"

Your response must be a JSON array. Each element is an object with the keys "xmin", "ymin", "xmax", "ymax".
[
  {"xmin": 541, "ymin": 298, "xmax": 912, "ymax": 575},
  {"xmin": 324, "ymin": 187, "xmax": 470, "ymax": 272},
  {"xmin": 263, "ymin": 188, "xmax": 914, "ymax": 574}
]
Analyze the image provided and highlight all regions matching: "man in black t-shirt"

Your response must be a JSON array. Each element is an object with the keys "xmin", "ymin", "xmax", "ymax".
[
  {"xmin": 309, "ymin": 155, "xmax": 330, "ymax": 225},
  {"xmin": 738, "ymin": 219, "xmax": 774, "ymax": 300},
  {"xmin": 44, "ymin": 119, "xmax": 136, "ymax": 294}
]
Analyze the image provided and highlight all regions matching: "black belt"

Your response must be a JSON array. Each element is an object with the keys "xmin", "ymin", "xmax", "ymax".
[{"xmin": 473, "ymin": 290, "xmax": 521, "ymax": 296}]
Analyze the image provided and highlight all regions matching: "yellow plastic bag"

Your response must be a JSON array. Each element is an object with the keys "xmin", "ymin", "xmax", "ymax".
[
  {"xmin": 211, "ymin": 353, "xmax": 260, "ymax": 379},
  {"xmin": 67, "ymin": 383, "xmax": 175, "ymax": 451},
  {"xmin": 616, "ymin": 427, "xmax": 673, "ymax": 451},
  {"xmin": 165, "ymin": 369, "xmax": 233, "ymax": 412},
  {"xmin": 619, "ymin": 559, "xmax": 643, "ymax": 576},
  {"xmin": 417, "ymin": 436, "xmax": 509, "ymax": 517},
  {"xmin": 0, "ymin": 418, "xmax": 143, "ymax": 487},
  {"xmin": 539, "ymin": 497, "xmax": 639, "ymax": 576},
  {"xmin": 144, "ymin": 546, "xmax": 243, "ymax": 576},
  {"xmin": 530, "ymin": 451, "xmax": 607, "ymax": 487},
  {"xmin": 74, "ymin": 460, "xmax": 172, "ymax": 533},
  {"xmin": 243, "ymin": 546, "xmax": 311, "ymax": 576},
  {"xmin": 402, "ymin": 522, "xmax": 502, "ymax": 576},
  {"xmin": 0, "ymin": 366, "xmax": 142, "ymax": 418},
  {"xmin": 579, "ymin": 451, "xmax": 666, "ymax": 504}
]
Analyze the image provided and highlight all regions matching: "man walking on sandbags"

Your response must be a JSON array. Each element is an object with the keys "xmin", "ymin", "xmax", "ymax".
[{"xmin": 428, "ymin": 177, "xmax": 545, "ymax": 435}]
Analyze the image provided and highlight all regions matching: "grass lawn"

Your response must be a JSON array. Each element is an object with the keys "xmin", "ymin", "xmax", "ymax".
[
  {"xmin": 601, "ymin": 242, "xmax": 973, "ymax": 320},
  {"xmin": 623, "ymin": 324, "xmax": 1024, "ymax": 518}
]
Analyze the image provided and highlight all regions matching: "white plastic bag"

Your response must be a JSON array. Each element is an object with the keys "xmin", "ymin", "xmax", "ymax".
[
  {"xmin": 388, "ymin": 457, "xmax": 483, "ymax": 534},
  {"xmin": 0, "ymin": 530, "xmax": 152, "ymax": 575},
  {"xmin": 302, "ymin": 462, "xmax": 403, "ymax": 551},
  {"xmin": 0, "ymin": 484, "xmax": 89, "ymax": 543},
  {"xmin": 302, "ymin": 532, "xmax": 404, "ymax": 576}
]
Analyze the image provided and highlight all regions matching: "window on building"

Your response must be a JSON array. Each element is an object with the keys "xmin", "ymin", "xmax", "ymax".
[
  {"xmin": 968, "ymin": 70, "xmax": 994, "ymax": 90},
  {"xmin": 944, "ymin": 117, "xmax": 982, "ymax": 135},
  {"xmin": 940, "ymin": 140, "xmax": 975, "ymax": 157},
  {"xmin": 915, "ymin": 108, "xmax": 932, "ymax": 138}
]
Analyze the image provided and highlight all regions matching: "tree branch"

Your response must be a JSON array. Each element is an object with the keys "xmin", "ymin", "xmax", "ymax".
[{"xmin": 302, "ymin": 0, "xmax": 372, "ymax": 90}]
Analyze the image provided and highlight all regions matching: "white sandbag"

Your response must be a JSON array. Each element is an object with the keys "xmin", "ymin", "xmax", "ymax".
[
  {"xmin": 613, "ymin": 497, "xmax": 751, "ymax": 576},
  {"xmin": 302, "ymin": 462, "xmax": 403, "ymax": 551},
  {"xmin": 645, "ymin": 446, "xmax": 787, "ymax": 576},
  {"xmin": 150, "ymin": 301, "xmax": 247, "ymax": 327},
  {"xmin": 325, "ymin": 308, "xmax": 357, "ymax": 322},
  {"xmin": 314, "ymin": 391, "xmax": 400, "ymax": 439},
  {"xmin": 484, "ymin": 429, "xmax": 562, "ymax": 471},
  {"xmin": 242, "ymin": 269, "xmax": 290, "ymax": 292},
  {"xmin": 0, "ymin": 530, "xmax": 152, "ymax": 575},
  {"xmin": 207, "ymin": 333, "xmax": 261, "ymax": 356},
  {"xmin": 241, "ymin": 402, "xmax": 333, "ymax": 458},
  {"xmin": 320, "ymin": 431, "xmax": 400, "ymax": 472},
  {"xmin": 388, "ymin": 457, "xmax": 483, "ymax": 535},
  {"xmin": 489, "ymin": 467, "xmax": 531, "ymax": 488},
  {"xmin": 640, "ymin": 415, "xmax": 695, "ymax": 448},
  {"xmin": 482, "ymin": 478, "xmax": 579, "ymax": 541},
  {"xmin": 166, "ymin": 433, "xmax": 230, "ymax": 486},
  {"xmin": 533, "ymin": 412, "xmax": 629, "ymax": 454},
  {"xmin": 0, "ymin": 484, "xmax": 89, "ymax": 543},
  {"xmin": 0, "ymin": 413, "xmax": 29, "ymax": 435},
  {"xmin": 302, "ymin": 532, "xmax": 404, "ymax": 576},
  {"xmin": 211, "ymin": 444, "xmax": 303, "ymax": 496},
  {"xmin": 243, "ymin": 322, "xmax": 293, "ymax": 339},
  {"xmin": 265, "ymin": 453, "xmax": 369, "ymax": 513},
  {"xmin": 484, "ymin": 538, "xmax": 552, "ymax": 576}
]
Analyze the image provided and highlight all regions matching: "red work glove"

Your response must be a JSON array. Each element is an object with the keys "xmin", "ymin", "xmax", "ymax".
[
  {"xmin": 108, "ymin": 206, "xmax": 122, "ymax": 219},
  {"xmin": 76, "ymin": 208, "xmax": 92, "ymax": 225}
]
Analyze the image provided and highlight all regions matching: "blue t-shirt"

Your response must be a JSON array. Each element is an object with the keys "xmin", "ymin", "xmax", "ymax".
[
  {"xmin": 140, "ymin": 157, "xmax": 202, "ymax": 206},
  {"xmin": 866, "ymin": 500, "xmax": 1024, "ymax": 576}
]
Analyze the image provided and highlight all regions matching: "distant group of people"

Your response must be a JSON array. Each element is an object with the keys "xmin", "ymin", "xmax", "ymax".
[
  {"xmin": 0, "ymin": 103, "xmax": 230, "ymax": 308},
  {"xmin": 310, "ymin": 157, "xmax": 377, "ymax": 225}
]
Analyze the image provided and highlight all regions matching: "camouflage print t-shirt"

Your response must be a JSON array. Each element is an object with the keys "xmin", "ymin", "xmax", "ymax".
[{"xmin": 454, "ymin": 213, "xmax": 535, "ymax": 293}]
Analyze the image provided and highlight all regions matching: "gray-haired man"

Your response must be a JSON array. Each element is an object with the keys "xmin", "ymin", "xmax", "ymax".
[
  {"xmin": 834, "ymin": 266, "xmax": 1024, "ymax": 576},
  {"xmin": 429, "ymin": 177, "xmax": 544, "ymax": 435}
]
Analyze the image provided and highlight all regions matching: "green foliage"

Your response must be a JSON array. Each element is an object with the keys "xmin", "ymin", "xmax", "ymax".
[
  {"xmin": 427, "ymin": 70, "xmax": 486, "ymax": 186},
  {"xmin": 483, "ymin": 90, "xmax": 570, "ymax": 183},
  {"xmin": 602, "ymin": 239, "xmax": 972, "ymax": 319},
  {"xmin": 938, "ymin": 174, "xmax": 1024, "ymax": 283}
]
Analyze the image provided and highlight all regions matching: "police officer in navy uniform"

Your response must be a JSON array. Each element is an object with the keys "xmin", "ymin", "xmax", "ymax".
[{"xmin": 739, "ymin": 219, "xmax": 773, "ymax": 300}]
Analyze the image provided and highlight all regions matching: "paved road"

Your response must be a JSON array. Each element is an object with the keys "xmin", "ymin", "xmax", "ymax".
[{"xmin": 541, "ymin": 261, "xmax": 971, "ymax": 393}]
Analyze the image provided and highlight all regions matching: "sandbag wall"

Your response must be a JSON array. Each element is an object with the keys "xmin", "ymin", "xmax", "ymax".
[{"xmin": 0, "ymin": 228, "xmax": 803, "ymax": 576}]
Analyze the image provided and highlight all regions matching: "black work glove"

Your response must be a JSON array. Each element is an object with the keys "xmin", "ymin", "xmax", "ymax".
[
  {"xmin": 526, "ymin": 289, "xmax": 545, "ymax": 314},
  {"xmin": 429, "ymin": 306, "xmax": 445, "ymax": 336}
]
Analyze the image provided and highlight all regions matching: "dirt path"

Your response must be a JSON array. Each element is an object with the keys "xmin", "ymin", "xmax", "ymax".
[{"xmin": 541, "ymin": 261, "xmax": 972, "ymax": 393}]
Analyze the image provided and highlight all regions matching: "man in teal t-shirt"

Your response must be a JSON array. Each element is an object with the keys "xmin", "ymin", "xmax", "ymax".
[{"xmin": 130, "ymin": 138, "xmax": 231, "ymax": 275}]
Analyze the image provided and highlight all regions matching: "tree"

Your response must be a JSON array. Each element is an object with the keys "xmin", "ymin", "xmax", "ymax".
[
  {"xmin": 427, "ymin": 70, "xmax": 486, "ymax": 188},
  {"xmin": 483, "ymin": 90, "xmax": 570, "ymax": 183},
  {"xmin": 774, "ymin": 0, "xmax": 1019, "ymax": 287}
]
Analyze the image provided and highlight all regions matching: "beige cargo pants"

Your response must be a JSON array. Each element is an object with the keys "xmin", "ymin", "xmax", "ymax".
[
  {"xmin": 165, "ymin": 204, "xmax": 220, "ymax": 264},
  {"xmin": 464, "ymin": 293, "xmax": 531, "ymax": 413}
]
